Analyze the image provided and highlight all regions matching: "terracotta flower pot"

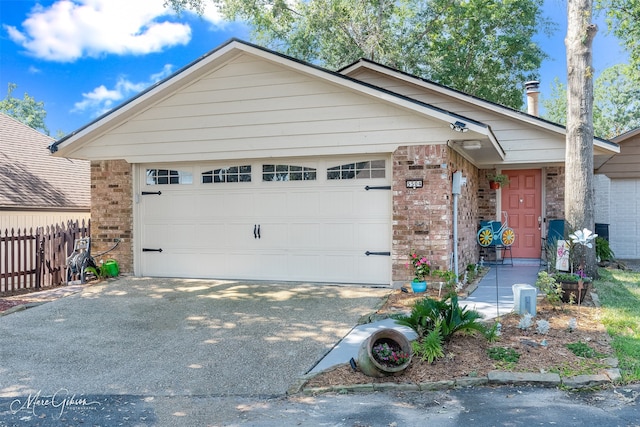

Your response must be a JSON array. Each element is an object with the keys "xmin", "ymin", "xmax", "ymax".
[
  {"xmin": 489, "ymin": 181, "xmax": 500, "ymax": 190},
  {"xmin": 357, "ymin": 329, "xmax": 412, "ymax": 377}
]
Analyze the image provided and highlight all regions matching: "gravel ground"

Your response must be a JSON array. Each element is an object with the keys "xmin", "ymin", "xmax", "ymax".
[{"xmin": 0, "ymin": 277, "xmax": 390, "ymax": 398}]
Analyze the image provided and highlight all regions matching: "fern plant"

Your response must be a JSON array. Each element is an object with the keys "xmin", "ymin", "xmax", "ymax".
[
  {"xmin": 412, "ymin": 321, "xmax": 445, "ymax": 363},
  {"xmin": 394, "ymin": 293, "xmax": 487, "ymax": 341}
]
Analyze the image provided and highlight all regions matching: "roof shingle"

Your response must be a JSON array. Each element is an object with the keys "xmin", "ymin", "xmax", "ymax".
[{"xmin": 0, "ymin": 113, "xmax": 90, "ymax": 209}]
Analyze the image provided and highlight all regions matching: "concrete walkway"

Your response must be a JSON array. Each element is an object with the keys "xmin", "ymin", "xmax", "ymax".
[{"xmin": 308, "ymin": 259, "xmax": 542, "ymax": 374}]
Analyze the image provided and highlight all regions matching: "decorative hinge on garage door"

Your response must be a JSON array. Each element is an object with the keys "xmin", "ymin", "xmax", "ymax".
[
  {"xmin": 365, "ymin": 251, "xmax": 391, "ymax": 256},
  {"xmin": 142, "ymin": 248, "xmax": 163, "ymax": 252},
  {"xmin": 141, "ymin": 191, "xmax": 162, "ymax": 195},
  {"xmin": 364, "ymin": 185, "xmax": 391, "ymax": 191}
]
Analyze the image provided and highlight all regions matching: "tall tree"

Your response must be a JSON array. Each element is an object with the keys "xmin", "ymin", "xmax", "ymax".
[
  {"xmin": 0, "ymin": 83, "xmax": 49, "ymax": 135},
  {"xmin": 167, "ymin": 0, "xmax": 550, "ymax": 110},
  {"xmin": 565, "ymin": 0, "xmax": 597, "ymax": 277},
  {"xmin": 542, "ymin": 64, "xmax": 640, "ymax": 139}
]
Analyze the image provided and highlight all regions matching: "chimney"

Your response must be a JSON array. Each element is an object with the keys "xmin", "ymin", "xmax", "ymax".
[{"xmin": 525, "ymin": 80, "xmax": 540, "ymax": 116}]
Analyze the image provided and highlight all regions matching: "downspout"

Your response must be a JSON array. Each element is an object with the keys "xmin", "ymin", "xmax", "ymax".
[{"xmin": 452, "ymin": 171, "xmax": 465, "ymax": 282}]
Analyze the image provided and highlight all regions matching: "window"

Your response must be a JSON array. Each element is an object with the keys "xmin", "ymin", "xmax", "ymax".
[
  {"xmin": 262, "ymin": 164, "xmax": 317, "ymax": 181},
  {"xmin": 146, "ymin": 169, "xmax": 193, "ymax": 185},
  {"xmin": 327, "ymin": 160, "xmax": 385, "ymax": 180},
  {"xmin": 202, "ymin": 166, "xmax": 251, "ymax": 183}
]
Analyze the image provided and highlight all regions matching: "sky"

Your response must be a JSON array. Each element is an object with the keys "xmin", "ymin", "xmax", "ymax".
[{"xmin": 0, "ymin": 0, "xmax": 630, "ymax": 137}]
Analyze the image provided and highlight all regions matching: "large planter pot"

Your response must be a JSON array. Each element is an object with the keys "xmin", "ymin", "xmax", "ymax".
[
  {"xmin": 411, "ymin": 280, "xmax": 427, "ymax": 293},
  {"xmin": 357, "ymin": 329, "xmax": 412, "ymax": 378},
  {"xmin": 559, "ymin": 280, "xmax": 590, "ymax": 304},
  {"xmin": 489, "ymin": 181, "xmax": 501, "ymax": 190}
]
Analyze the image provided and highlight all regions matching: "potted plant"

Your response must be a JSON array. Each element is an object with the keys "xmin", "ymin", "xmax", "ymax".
[
  {"xmin": 551, "ymin": 272, "xmax": 592, "ymax": 303},
  {"xmin": 487, "ymin": 173, "xmax": 510, "ymax": 189},
  {"xmin": 408, "ymin": 252, "xmax": 431, "ymax": 293},
  {"xmin": 357, "ymin": 328, "xmax": 412, "ymax": 377}
]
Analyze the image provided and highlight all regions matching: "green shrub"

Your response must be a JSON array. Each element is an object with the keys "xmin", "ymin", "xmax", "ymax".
[
  {"xmin": 596, "ymin": 237, "xmax": 615, "ymax": 261},
  {"xmin": 394, "ymin": 293, "xmax": 486, "ymax": 341},
  {"xmin": 535, "ymin": 271, "xmax": 563, "ymax": 307}
]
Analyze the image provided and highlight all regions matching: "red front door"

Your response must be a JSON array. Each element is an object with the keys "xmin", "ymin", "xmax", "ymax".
[{"xmin": 502, "ymin": 170, "xmax": 542, "ymax": 258}]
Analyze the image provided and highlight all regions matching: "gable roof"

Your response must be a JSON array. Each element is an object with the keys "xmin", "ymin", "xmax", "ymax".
[
  {"xmin": 0, "ymin": 113, "xmax": 90, "ymax": 210},
  {"xmin": 49, "ymin": 38, "xmax": 503, "ymax": 163},
  {"xmin": 49, "ymin": 38, "xmax": 617, "ymax": 169},
  {"xmin": 339, "ymin": 59, "xmax": 619, "ymax": 168}
]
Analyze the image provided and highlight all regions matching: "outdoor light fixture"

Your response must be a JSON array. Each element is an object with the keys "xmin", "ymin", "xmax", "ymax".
[
  {"xmin": 462, "ymin": 140, "xmax": 482, "ymax": 150},
  {"xmin": 449, "ymin": 121, "xmax": 469, "ymax": 132}
]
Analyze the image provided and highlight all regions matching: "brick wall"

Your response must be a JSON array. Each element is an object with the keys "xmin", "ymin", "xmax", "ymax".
[
  {"xmin": 545, "ymin": 166, "xmax": 565, "ymax": 220},
  {"xmin": 449, "ymin": 150, "xmax": 480, "ymax": 271},
  {"xmin": 478, "ymin": 170, "xmax": 498, "ymax": 222},
  {"xmin": 391, "ymin": 145, "xmax": 479, "ymax": 284},
  {"xmin": 90, "ymin": 160, "xmax": 133, "ymax": 273}
]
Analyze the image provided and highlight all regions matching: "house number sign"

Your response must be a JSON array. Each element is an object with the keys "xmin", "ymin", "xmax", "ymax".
[{"xmin": 406, "ymin": 179, "xmax": 423, "ymax": 189}]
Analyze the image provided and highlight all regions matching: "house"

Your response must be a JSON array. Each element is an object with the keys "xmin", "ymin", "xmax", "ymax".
[
  {"xmin": 49, "ymin": 39, "xmax": 619, "ymax": 286},
  {"xmin": 595, "ymin": 127, "xmax": 640, "ymax": 259},
  {"xmin": 0, "ymin": 113, "xmax": 90, "ymax": 232}
]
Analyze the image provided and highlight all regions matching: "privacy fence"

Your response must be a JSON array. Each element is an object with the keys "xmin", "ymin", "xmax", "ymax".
[{"xmin": 0, "ymin": 219, "xmax": 91, "ymax": 294}]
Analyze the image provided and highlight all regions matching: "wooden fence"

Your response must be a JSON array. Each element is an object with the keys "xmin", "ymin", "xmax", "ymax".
[{"xmin": 0, "ymin": 219, "xmax": 91, "ymax": 294}]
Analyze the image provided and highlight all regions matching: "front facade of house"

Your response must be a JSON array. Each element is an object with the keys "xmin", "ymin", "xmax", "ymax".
[{"xmin": 52, "ymin": 40, "xmax": 619, "ymax": 286}]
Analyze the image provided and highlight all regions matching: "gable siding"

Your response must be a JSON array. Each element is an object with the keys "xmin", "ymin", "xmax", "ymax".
[
  {"xmin": 349, "ymin": 69, "xmax": 568, "ymax": 165},
  {"xmin": 598, "ymin": 134, "xmax": 640, "ymax": 178},
  {"xmin": 76, "ymin": 55, "xmax": 459, "ymax": 163}
]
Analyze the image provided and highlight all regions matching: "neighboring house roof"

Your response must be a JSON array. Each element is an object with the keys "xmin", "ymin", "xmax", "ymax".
[
  {"xmin": 0, "ymin": 113, "xmax": 90, "ymax": 210},
  {"xmin": 49, "ymin": 38, "xmax": 618, "ymax": 169},
  {"xmin": 597, "ymin": 127, "xmax": 640, "ymax": 179}
]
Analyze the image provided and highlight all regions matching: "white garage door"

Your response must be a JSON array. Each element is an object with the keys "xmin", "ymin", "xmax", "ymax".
[
  {"xmin": 610, "ymin": 179, "xmax": 640, "ymax": 259},
  {"xmin": 137, "ymin": 157, "xmax": 392, "ymax": 284}
]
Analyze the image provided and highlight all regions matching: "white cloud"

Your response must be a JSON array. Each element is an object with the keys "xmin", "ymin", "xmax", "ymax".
[
  {"xmin": 72, "ymin": 64, "xmax": 174, "ymax": 117},
  {"xmin": 4, "ymin": 0, "xmax": 221, "ymax": 62}
]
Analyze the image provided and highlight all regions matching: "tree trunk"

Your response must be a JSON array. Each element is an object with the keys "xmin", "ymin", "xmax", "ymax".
[{"xmin": 565, "ymin": 0, "xmax": 598, "ymax": 278}]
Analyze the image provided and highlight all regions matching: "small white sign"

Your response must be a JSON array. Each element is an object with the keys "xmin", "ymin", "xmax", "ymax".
[{"xmin": 556, "ymin": 239, "xmax": 570, "ymax": 272}]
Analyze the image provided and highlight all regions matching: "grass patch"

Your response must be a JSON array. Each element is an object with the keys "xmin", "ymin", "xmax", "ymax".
[
  {"xmin": 566, "ymin": 341, "xmax": 604, "ymax": 358},
  {"xmin": 487, "ymin": 347, "xmax": 520, "ymax": 363},
  {"xmin": 595, "ymin": 268, "xmax": 640, "ymax": 382},
  {"xmin": 550, "ymin": 359, "xmax": 608, "ymax": 377}
]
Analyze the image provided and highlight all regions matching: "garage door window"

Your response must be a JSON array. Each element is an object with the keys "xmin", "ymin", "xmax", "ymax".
[
  {"xmin": 146, "ymin": 169, "xmax": 193, "ymax": 185},
  {"xmin": 263, "ymin": 165, "xmax": 317, "ymax": 182},
  {"xmin": 202, "ymin": 166, "xmax": 251, "ymax": 183},
  {"xmin": 327, "ymin": 160, "xmax": 385, "ymax": 180}
]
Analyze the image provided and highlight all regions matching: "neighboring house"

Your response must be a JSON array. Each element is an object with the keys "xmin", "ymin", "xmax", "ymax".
[
  {"xmin": 0, "ymin": 113, "xmax": 90, "ymax": 232},
  {"xmin": 49, "ymin": 39, "xmax": 619, "ymax": 286},
  {"xmin": 595, "ymin": 128, "xmax": 640, "ymax": 259}
]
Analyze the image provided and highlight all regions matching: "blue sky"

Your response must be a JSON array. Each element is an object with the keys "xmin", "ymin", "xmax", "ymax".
[{"xmin": 0, "ymin": 0, "xmax": 629, "ymax": 137}]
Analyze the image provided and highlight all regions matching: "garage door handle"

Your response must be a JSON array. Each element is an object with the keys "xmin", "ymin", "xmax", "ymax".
[
  {"xmin": 143, "ymin": 248, "xmax": 163, "ymax": 253},
  {"xmin": 257, "ymin": 224, "xmax": 261, "ymax": 239},
  {"xmin": 254, "ymin": 224, "xmax": 261, "ymax": 239},
  {"xmin": 365, "ymin": 251, "xmax": 390, "ymax": 256},
  {"xmin": 141, "ymin": 191, "xmax": 162, "ymax": 196}
]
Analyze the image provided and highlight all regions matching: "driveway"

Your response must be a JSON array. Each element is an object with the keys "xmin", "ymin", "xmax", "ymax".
[{"xmin": 0, "ymin": 277, "xmax": 389, "ymax": 398}]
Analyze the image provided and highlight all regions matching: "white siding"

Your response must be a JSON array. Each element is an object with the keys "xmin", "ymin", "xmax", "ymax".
[
  {"xmin": 348, "ymin": 68, "xmax": 569, "ymax": 165},
  {"xmin": 610, "ymin": 179, "xmax": 640, "ymax": 258},
  {"xmin": 0, "ymin": 211, "xmax": 90, "ymax": 234},
  {"xmin": 72, "ymin": 55, "xmax": 464, "ymax": 163}
]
